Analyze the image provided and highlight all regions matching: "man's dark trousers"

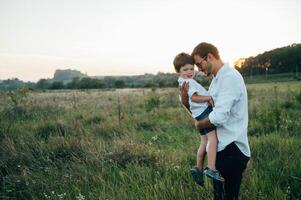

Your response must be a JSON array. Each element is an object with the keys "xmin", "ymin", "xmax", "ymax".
[{"xmin": 213, "ymin": 142, "xmax": 250, "ymax": 200}]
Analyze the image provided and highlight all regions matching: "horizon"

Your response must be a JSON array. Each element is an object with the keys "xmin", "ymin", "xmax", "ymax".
[
  {"xmin": 1, "ymin": 0, "xmax": 301, "ymax": 82},
  {"xmin": 1, "ymin": 43, "xmax": 299, "ymax": 83}
]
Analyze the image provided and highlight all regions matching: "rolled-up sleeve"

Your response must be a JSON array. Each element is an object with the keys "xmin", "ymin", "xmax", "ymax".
[
  {"xmin": 187, "ymin": 80, "xmax": 199, "ymax": 98},
  {"xmin": 209, "ymin": 75, "xmax": 241, "ymax": 126}
]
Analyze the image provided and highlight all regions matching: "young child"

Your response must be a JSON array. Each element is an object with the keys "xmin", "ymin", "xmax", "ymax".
[{"xmin": 173, "ymin": 52, "xmax": 224, "ymax": 186}]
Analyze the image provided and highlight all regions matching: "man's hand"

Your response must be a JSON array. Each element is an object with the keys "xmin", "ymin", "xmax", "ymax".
[
  {"xmin": 195, "ymin": 117, "xmax": 215, "ymax": 131},
  {"xmin": 195, "ymin": 120, "xmax": 202, "ymax": 131},
  {"xmin": 180, "ymin": 82, "xmax": 189, "ymax": 108}
]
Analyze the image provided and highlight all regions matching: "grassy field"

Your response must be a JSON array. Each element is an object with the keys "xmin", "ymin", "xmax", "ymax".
[
  {"xmin": 0, "ymin": 81, "xmax": 301, "ymax": 200},
  {"xmin": 243, "ymin": 73, "xmax": 301, "ymax": 84}
]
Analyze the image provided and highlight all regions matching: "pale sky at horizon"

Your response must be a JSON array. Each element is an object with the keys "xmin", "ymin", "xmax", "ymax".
[{"xmin": 0, "ymin": 0, "xmax": 300, "ymax": 82}]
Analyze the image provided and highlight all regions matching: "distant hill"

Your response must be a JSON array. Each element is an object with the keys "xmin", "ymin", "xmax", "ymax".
[
  {"xmin": 52, "ymin": 69, "xmax": 87, "ymax": 83},
  {"xmin": 235, "ymin": 43, "xmax": 301, "ymax": 76}
]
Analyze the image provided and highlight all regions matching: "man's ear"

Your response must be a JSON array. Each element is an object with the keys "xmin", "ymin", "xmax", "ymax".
[
  {"xmin": 207, "ymin": 53, "xmax": 218, "ymax": 62},
  {"xmin": 207, "ymin": 53, "xmax": 214, "ymax": 61}
]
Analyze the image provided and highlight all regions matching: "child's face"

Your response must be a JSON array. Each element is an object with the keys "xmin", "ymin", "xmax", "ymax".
[{"xmin": 178, "ymin": 64, "xmax": 195, "ymax": 79}]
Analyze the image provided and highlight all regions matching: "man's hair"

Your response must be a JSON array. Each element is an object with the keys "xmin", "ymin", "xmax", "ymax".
[
  {"xmin": 191, "ymin": 42, "xmax": 220, "ymax": 60},
  {"xmin": 173, "ymin": 52, "xmax": 194, "ymax": 73}
]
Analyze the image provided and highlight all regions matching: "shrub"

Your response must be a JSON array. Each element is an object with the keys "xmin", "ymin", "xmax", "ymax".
[
  {"xmin": 295, "ymin": 90, "xmax": 301, "ymax": 106},
  {"xmin": 145, "ymin": 93, "xmax": 160, "ymax": 112},
  {"xmin": 1, "ymin": 107, "xmax": 28, "ymax": 121},
  {"xmin": 281, "ymin": 100, "xmax": 295, "ymax": 109},
  {"xmin": 6, "ymin": 88, "xmax": 29, "ymax": 107}
]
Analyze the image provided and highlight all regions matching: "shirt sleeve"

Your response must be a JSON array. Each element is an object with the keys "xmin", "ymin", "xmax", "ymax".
[
  {"xmin": 208, "ymin": 75, "xmax": 242, "ymax": 126},
  {"xmin": 187, "ymin": 80, "xmax": 204, "ymax": 98}
]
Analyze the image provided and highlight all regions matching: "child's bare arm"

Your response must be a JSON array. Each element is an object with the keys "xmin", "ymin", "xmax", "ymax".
[
  {"xmin": 191, "ymin": 93, "xmax": 212, "ymax": 103},
  {"xmin": 191, "ymin": 93, "xmax": 215, "ymax": 107}
]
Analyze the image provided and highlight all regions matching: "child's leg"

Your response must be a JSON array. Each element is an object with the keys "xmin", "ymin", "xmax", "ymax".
[
  {"xmin": 197, "ymin": 135, "xmax": 207, "ymax": 170},
  {"xmin": 191, "ymin": 135, "xmax": 207, "ymax": 186},
  {"xmin": 206, "ymin": 130, "xmax": 218, "ymax": 170}
]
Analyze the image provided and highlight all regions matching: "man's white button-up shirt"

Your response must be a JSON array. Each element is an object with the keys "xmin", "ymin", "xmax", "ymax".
[{"xmin": 208, "ymin": 63, "xmax": 251, "ymax": 157}]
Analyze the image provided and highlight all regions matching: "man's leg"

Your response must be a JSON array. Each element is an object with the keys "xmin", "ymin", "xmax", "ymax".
[
  {"xmin": 224, "ymin": 172, "xmax": 243, "ymax": 200},
  {"xmin": 213, "ymin": 179, "xmax": 224, "ymax": 200},
  {"xmin": 213, "ymin": 143, "xmax": 249, "ymax": 200}
]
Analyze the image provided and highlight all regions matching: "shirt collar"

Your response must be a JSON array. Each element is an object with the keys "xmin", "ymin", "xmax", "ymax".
[
  {"xmin": 178, "ymin": 77, "xmax": 185, "ymax": 84},
  {"xmin": 178, "ymin": 77, "xmax": 184, "ymax": 81},
  {"xmin": 214, "ymin": 62, "xmax": 230, "ymax": 80},
  {"xmin": 178, "ymin": 76, "xmax": 193, "ymax": 83}
]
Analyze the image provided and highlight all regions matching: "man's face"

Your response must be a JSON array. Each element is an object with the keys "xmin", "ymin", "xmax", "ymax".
[
  {"xmin": 194, "ymin": 55, "xmax": 213, "ymax": 76},
  {"xmin": 178, "ymin": 64, "xmax": 195, "ymax": 79}
]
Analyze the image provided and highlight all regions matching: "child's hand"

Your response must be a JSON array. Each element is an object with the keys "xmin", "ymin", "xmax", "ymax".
[{"xmin": 208, "ymin": 97, "xmax": 214, "ymax": 107}]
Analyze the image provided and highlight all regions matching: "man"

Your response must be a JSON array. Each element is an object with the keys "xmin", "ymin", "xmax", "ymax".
[{"xmin": 181, "ymin": 42, "xmax": 251, "ymax": 200}]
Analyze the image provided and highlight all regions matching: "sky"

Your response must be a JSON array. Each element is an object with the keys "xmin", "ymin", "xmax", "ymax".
[{"xmin": 0, "ymin": 0, "xmax": 300, "ymax": 82}]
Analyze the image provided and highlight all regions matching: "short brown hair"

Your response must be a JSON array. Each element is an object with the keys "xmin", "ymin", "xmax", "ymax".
[
  {"xmin": 173, "ymin": 52, "xmax": 194, "ymax": 73},
  {"xmin": 191, "ymin": 42, "xmax": 220, "ymax": 60}
]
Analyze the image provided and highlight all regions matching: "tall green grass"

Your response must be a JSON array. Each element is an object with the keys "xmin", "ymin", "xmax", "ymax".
[{"xmin": 0, "ymin": 83, "xmax": 300, "ymax": 199}]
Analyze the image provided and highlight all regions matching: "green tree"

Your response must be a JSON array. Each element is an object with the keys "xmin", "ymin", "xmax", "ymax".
[
  {"xmin": 37, "ymin": 79, "xmax": 50, "ymax": 89},
  {"xmin": 49, "ymin": 81, "xmax": 64, "ymax": 89},
  {"xmin": 114, "ymin": 80, "xmax": 125, "ymax": 88}
]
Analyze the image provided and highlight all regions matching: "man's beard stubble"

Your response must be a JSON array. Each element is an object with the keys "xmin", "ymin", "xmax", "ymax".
[{"xmin": 206, "ymin": 62, "xmax": 213, "ymax": 76}]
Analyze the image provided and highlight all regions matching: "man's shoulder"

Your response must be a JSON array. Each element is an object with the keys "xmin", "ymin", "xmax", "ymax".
[
  {"xmin": 217, "ymin": 68, "xmax": 245, "ymax": 91},
  {"xmin": 223, "ymin": 67, "xmax": 243, "ymax": 81}
]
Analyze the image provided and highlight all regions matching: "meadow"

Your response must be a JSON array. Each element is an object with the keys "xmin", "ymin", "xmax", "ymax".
[{"xmin": 0, "ymin": 81, "xmax": 301, "ymax": 200}]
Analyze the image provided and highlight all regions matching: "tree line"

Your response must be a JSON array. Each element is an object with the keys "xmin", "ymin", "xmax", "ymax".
[
  {"xmin": 1, "ymin": 43, "xmax": 300, "ymax": 90},
  {"xmin": 235, "ymin": 43, "xmax": 301, "ymax": 77},
  {"xmin": 0, "ymin": 72, "xmax": 212, "ymax": 91},
  {"xmin": 0, "ymin": 73, "xmax": 178, "ymax": 90}
]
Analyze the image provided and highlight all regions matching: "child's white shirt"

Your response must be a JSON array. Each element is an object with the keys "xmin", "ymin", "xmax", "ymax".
[{"xmin": 178, "ymin": 77, "xmax": 209, "ymax": 118}]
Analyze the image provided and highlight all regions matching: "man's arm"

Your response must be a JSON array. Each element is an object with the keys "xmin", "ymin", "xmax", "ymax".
[
  {"xmin": 195, "ymin": 75, "xmax": 241, "ymax": 130},
  {"xmin": 195, "ymin": 117, "xmax": 215, "ymax": 130},
  {"xmin": 208, "ymin": 75, "xmax": 242, "ymax": 126}
]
